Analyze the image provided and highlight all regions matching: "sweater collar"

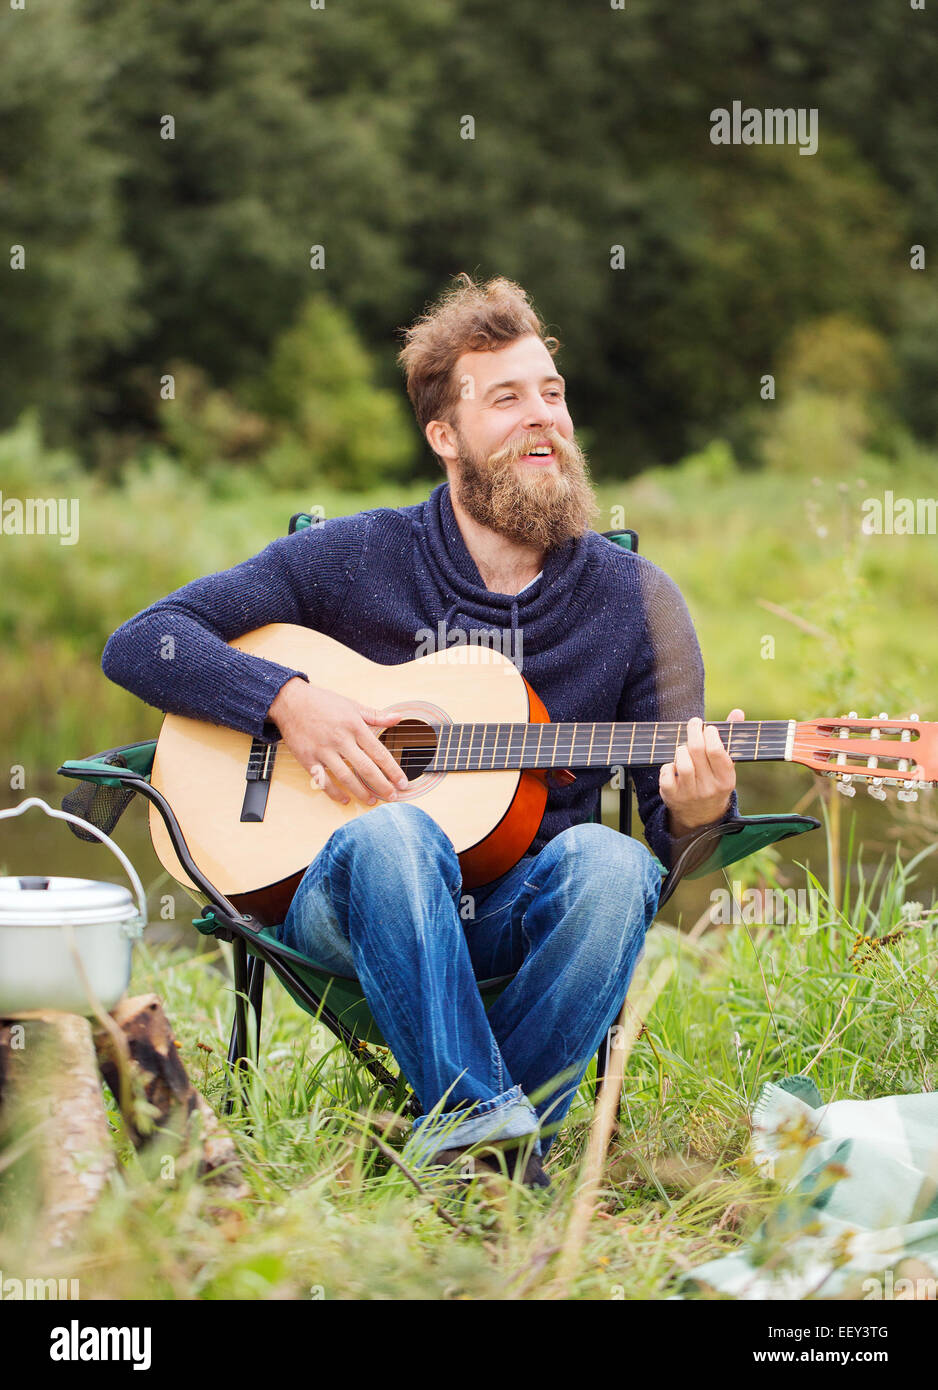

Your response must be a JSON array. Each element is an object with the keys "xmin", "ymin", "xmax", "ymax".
[
  {"xmin": 433, "ymin": 480, "xmax": 580, "ymax": 595},
  {"xmin": 412, "ymin": 481, "xmax": 605, "ymax": 654}
]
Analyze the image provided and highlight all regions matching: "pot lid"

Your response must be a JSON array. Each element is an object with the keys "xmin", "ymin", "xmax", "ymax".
[{"xmin": 0, "ymin": 875, "xmax": 140, "ymax": 926}]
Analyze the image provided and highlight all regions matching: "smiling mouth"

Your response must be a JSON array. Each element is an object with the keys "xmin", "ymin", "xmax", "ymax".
[{"xmin": 519, "ymin": 445, "xmax": 555, "ymax": 463}]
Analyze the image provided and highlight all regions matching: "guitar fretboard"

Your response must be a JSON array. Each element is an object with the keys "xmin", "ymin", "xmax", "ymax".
[{"xmin": 424, "ymin": 720, "xmax": 793, "ymax": 772}]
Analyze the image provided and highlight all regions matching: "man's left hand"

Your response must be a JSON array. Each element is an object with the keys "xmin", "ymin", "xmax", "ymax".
[{"xmin": 659, "ymin": 709, "xmax": 744, "ymax": 839}]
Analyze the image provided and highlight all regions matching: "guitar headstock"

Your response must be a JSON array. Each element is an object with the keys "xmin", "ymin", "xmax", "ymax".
[{"xmin": 792, "ymin": 713, "xmax": 938, "ymax": 801}]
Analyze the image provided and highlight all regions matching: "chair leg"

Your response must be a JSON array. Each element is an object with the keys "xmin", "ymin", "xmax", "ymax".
[
  {"xmin": 248, "ymin": 956, "xmax": 265, "ymax": 1049},
  {"xmin": 594, "ymin": 1026, "xmax": 623, "ymax": 1124},
  {"xmin": 223, "ymin": 936, "xmax": 252, "ymax": 1116},
  {"xmin": 619, "ymin": 773, "xmax": 633, "ymax": 838}
]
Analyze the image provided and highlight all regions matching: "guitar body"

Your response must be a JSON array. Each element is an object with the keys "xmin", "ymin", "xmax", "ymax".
[{"xmin": 149, "ymin": 624, "xmax": 550, "ymax": 924}]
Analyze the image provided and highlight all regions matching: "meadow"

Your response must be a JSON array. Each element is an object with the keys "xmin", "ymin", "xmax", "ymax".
[
  {"xmin": 3, "ymin": 410, "xmax": 937, "ymax": 770},
  {"xmin": 1, "ymin": 411, "xmax": 937, "ymax": 1299},
  {"xmin": 1, "ymin": 843, "xmax": 935, "ymax": 1300}
]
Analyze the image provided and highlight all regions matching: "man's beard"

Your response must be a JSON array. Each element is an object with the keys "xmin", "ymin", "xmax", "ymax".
[{"xmin": 450, "ymin": 427, "xmax": 599, "ymax": 550}]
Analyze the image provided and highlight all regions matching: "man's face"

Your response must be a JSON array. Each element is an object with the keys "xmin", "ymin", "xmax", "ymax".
[{"xmin": 434, "ymin": 335, "xmax": 598, "ymax": 550}]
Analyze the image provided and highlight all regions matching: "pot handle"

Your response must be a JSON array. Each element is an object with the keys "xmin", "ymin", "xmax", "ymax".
[{"xmin": 0, "ymin": 795, "xmax": 148, "ymax": 933}]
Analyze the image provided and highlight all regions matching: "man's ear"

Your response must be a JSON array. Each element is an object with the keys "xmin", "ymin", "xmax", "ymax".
[{"xmin": 426, "ymin": 417, "xmax": 458, "ymax": 464}]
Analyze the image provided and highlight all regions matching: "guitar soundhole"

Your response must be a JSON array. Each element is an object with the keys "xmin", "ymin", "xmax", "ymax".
[{"xmin": 380, "ymin": 719, "xmax": 438, "ymax": 782}]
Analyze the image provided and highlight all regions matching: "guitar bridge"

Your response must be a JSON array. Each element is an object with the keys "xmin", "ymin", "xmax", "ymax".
[{"xmin": 241, "ymin": 737, "xmax": 277, "ymax": 822}]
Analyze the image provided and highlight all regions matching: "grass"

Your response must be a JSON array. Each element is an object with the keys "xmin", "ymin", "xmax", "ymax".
[
  {"xmin": 1, "ymin": 842, "xmax": 935, "ymax": 1300},
  {"xmin": 2, "ymin": 407, "xmax": 937, "ymax": 1297},
  {"xmin": 1, "ymin": 409, "xmax": 937, "ymax": 771}
]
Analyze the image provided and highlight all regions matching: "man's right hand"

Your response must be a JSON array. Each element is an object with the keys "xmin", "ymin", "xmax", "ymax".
[{"xmin": 268, "ymin": 677, "xmax": 409, "ymax": 807}]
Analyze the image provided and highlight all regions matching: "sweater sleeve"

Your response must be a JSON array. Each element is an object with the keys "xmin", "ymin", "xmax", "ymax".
[
  {"xmin": 617, "ymin": 562, "xmax": 739, "ymax": 869},
  {"xmin": 101, "ymin": 515, "xmax": 367, "ymax": 740}
]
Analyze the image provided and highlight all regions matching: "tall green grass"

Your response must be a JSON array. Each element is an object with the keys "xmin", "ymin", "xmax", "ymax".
[{"xmin": 1, "ymin": 840, "xmax": 934, "ymax": 1300}]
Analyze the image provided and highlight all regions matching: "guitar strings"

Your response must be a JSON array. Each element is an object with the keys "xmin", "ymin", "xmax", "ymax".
[
  {"xmin": 378, "ymin": 721, "xmax": 793, "ymax": 742},
  {"xmin": 258, "ymin": 717, "xmax": 922, "ymax": 778},
  {"xmin": 379, "ymin": 721, "xmax": 794, "ymax": 762}
]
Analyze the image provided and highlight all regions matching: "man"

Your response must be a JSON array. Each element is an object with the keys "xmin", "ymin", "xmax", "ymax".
[{"xmin": 102, "ymin": 273, "xmax": 741, "ymax": 1188}]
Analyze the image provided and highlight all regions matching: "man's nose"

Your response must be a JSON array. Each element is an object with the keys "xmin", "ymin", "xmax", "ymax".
[{"xmin": 522, "ymin": 398, "xmax": 552, "ymax": 430}]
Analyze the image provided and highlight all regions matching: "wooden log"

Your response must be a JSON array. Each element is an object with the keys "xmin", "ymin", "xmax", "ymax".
[
  {"xmin": 0, "ymin": 1013, "xmax": 116, "ymax": 1249},
  {"xmin": 92, "ymin": 993, "xmax": 248, "ymax": 1199}
]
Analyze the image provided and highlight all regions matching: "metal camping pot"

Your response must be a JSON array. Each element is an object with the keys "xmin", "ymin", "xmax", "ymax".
[{"xmin": 0, "ymin": 796, "xmax": 147, "ymax": 1017}]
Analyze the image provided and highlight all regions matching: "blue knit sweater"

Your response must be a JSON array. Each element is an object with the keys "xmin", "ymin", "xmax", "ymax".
[{"xmin": 102, "ymin": 481, "xmax": 736, "ymax": 868}]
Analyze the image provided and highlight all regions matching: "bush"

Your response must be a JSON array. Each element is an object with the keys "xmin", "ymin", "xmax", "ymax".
[
  {"xmin": 778, "ymin": 314, "xmax": 894, "ymax": 402},
  {"xmin": 253, "ymin": 296, "xmax": 416, "ymax": 491},
  {"xmin": 157, "ymin": 363, "xmax": 271, "ymax": 473},
  {"xmin": 760, "ymin": 391, "xmax": 870, "ymax": 478},
  {"xmin": 759, "ymin": 316, "xmax": 898, "ymax": 477},
  {"xmin": 892, "ymin": 280, "xmax": 938, "ymax": 445}
]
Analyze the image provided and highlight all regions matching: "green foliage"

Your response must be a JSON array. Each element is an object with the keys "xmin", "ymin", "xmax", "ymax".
[
  {"xmin": 2, "ymin": 415, "xmax": 935, "ymax": 768},
  {"xmin": 757, "ymin": 316, "xmax": 899, "ymax": 479},
  {"xmin": 780, "ymin": 315, "xmax": 895, "ymax": 402},
  {"xmin": 761, "ymin": 392, "xmax": 870, "ymax": 479},
  {"xmin": 666, "ymin": 439, "xmax": 738, "ymax": 488},
  {"xmin": 157, "ymin": 362, "xmax": 271, "ymax": 473},
  {"xmin": 636, "ymin": 144, "xmax": 900, "ymax": 459},
  {"xmin": 150, "ymin": 298, "xmax": 417, "ymax": 488},
  {"xmin": 892, "ymin": 279, "xmax": 938, "ymax": 442},
  {"xmin": 252, "ymin": 297, "xmax": 415, "ymax": 490},
  {"xmin": 0, "ymin": 0, "xmax": 141, "ymax": 441},
  {"xmin": 4, "ymin": 0, "xmax": 938, "ymax": 469}
]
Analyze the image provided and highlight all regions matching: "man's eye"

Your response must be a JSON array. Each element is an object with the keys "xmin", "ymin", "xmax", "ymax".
[{"xmin": 495, "ymin": 395, "xmax": 515, "ymax": 405}]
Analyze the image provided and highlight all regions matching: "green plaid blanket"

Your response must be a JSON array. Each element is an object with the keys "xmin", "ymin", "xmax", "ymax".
[{"xmin": 682, "ymin": 1075, "xmax": 938, "ymax": 1300}]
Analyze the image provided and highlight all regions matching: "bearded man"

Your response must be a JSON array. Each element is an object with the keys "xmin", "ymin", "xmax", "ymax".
[{"xmin": 102, "ymin": 273, "xmax": 741, "ymax": 1187}]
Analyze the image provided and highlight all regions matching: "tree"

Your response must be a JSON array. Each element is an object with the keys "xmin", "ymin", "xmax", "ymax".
[
  {"xmin": 0, "ymin": 0, "xmax": 139, "ymax": 441},
  {"xmin": 253, "ymin": 296, "xmax": 414, "ymax": 490}
]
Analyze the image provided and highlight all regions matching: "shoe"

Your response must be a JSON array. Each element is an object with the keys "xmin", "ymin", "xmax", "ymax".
[
  {"xmin": 428, "ymin": 1142, "xmax": 550, "ymax": 1189},
  {"xmin": 431, "ymin": 1146, "xmax": 477, "ymax": 1170},
  {"xmin": 427, "ymin": 1147, "xmax": 491, "ymax": 1183},
  {"xmin": 475, "ymin": 1142, "xmax": 552, "ymax": 1190}
]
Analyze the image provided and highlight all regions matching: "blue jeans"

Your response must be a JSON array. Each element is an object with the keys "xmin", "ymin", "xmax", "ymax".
[{"xmin": 277, "ymin": 803, "xmax": 661, "ymax": 1164}]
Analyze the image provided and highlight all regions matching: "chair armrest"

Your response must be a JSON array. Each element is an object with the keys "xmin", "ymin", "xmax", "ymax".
[
  {"xmin": 57, "ymin": 740, "xmax": 157, "ymax": 787},
  {"xmin": 658, "ymin": 812, "xmax": 821, "ymax": 908},
  {"xmin": 687, "ymin": 813, "xmax": 821, "ymax": 878},
  {"xmin": 59, "ymin": 758, "xmax": 138, "ymax": 788}
]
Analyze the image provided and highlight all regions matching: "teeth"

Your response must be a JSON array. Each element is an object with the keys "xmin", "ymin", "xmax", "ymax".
[{"xmin": 527, "ymin": 447, "xmax": 551, "ymax": 455}]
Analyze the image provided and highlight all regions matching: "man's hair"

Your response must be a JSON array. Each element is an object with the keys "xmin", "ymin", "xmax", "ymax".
[{"xmin": 397, "ymin": 273, "xmax": 559, "ymax": 460}]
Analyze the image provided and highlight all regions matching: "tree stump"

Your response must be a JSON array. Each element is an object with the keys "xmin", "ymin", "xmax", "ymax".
[
  {"xmin": 92, "ymin": 994, "xmax": 248, "ymax": 1199},
  {"xmin": 0, "ymin": 1014, "xmax": 115, "ymax": 1249},
  {"xmin": 0, "ymin": 993, "xmax": 248, "ymax": 1250}
]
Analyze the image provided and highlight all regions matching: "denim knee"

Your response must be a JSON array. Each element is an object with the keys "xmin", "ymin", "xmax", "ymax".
[
  {"xmin": 544, "ymin": 820, "xmax": 658, "ymax": 877},
  {"xmin": 327, "ymin": 801, "xmax": 463, "ymax": 905},
  {"xmin": 534, "ymin": 822, "xmax": 662, "ymax": 932}
]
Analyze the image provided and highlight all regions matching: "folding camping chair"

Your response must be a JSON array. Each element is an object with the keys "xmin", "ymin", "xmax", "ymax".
[{"xmin": 57, "ymin": 518, "xmax": 820, "ymax": 1124}]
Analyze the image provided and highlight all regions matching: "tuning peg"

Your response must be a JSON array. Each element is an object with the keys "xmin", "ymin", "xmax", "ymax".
[
  {"xmin": 836, "ymin": 779, "xmax": 857, "ymax": 798},
  {"xmin": 897, "ymin": 737, "xmax": 927, "ymax": 800},
  {"xmin": 835, "ymin": 716, "xmax": 853, "ymax": 774},
  {"xmin": 866, "ymin": 782, "xmax": 887, "ymax": 801},
  {"xmin": 866, "ymin": 719, "xmax": 884, "ymax": 782},
  {"xmin": 897, "ymin": 721, "xmax": 914, "ymax": 780}
]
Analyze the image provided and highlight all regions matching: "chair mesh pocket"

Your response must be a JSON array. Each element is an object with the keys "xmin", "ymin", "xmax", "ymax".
[{"xmin": 61, "ymin": 754, "xmax": 136, "ymax": 842}]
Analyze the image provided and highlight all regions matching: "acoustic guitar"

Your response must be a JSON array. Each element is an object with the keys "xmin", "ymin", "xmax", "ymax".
[{"xmin": 148, "ymin": 624, "xmax": 937, "ymax": 924}]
